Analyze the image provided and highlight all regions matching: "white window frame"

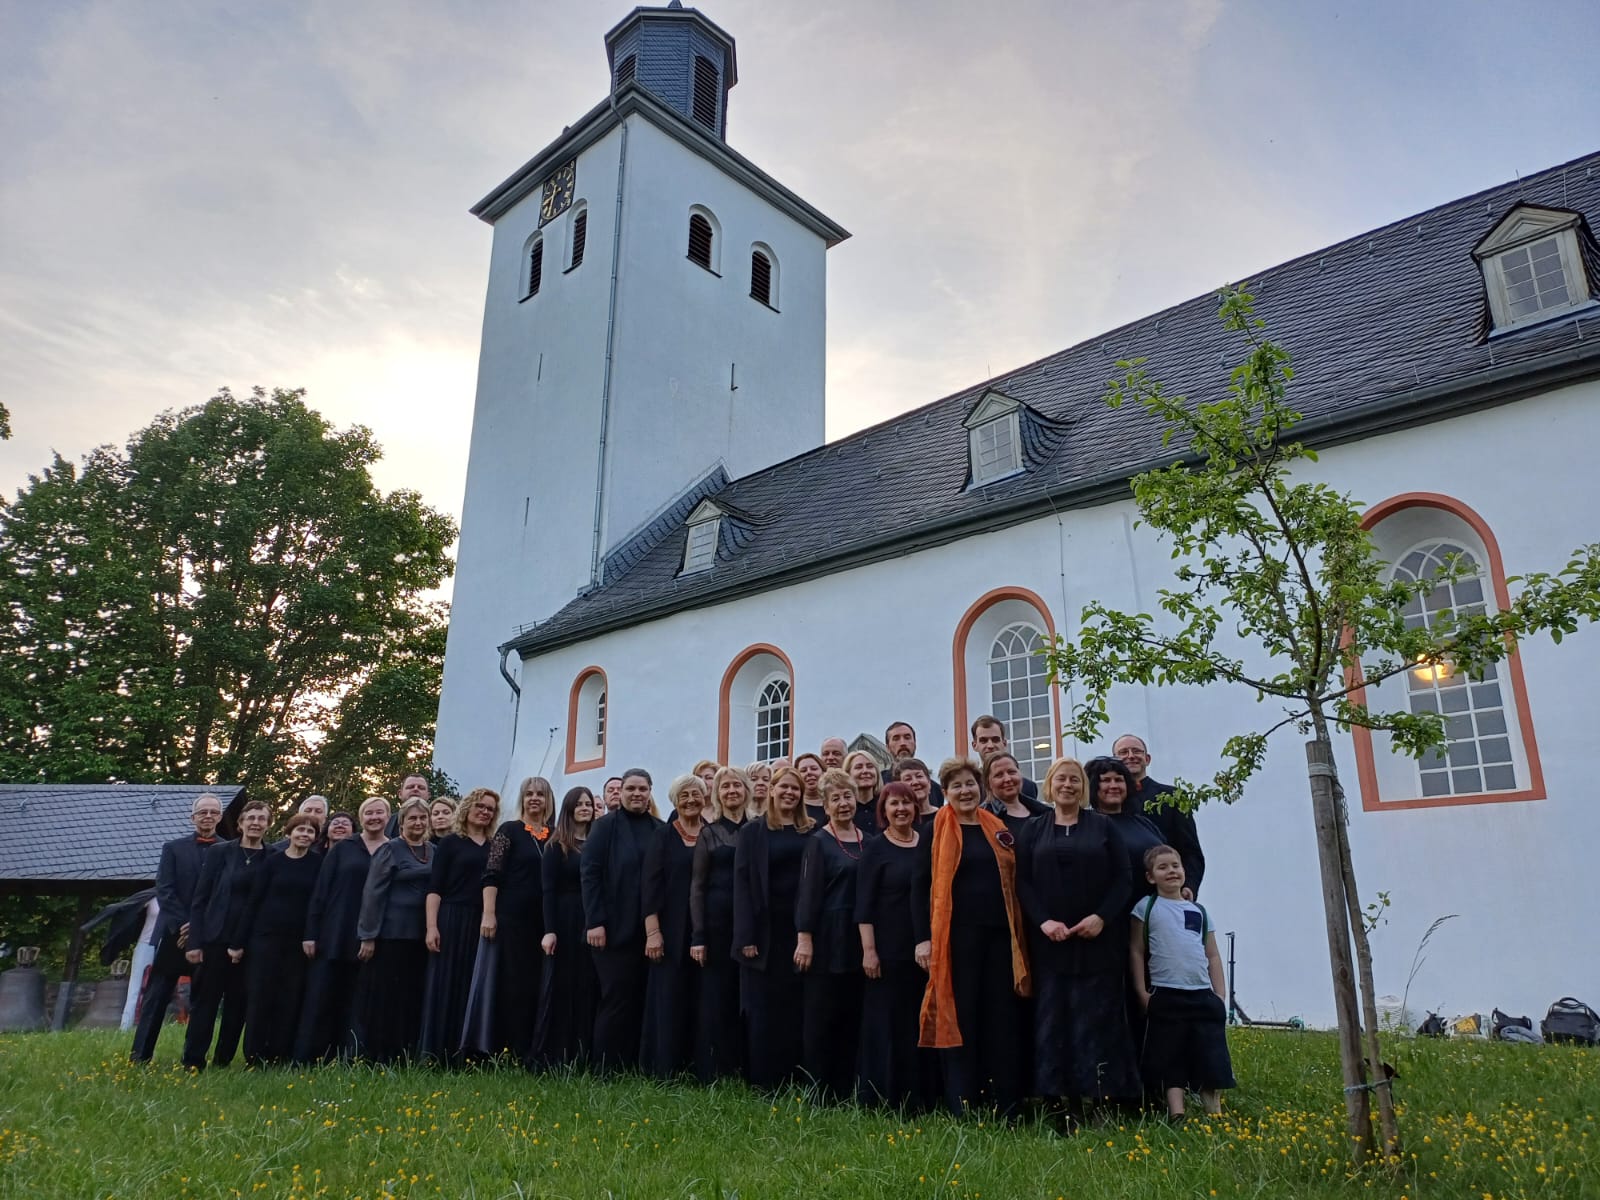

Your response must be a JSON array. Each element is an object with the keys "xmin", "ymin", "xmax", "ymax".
[
  {"xmin": 680, "ymin": 499, "xmax": 722, "ymax": 574},
  {"xmin": 754, "ymin": 673, "xmax": 792, "ymax": 762},
  {"xmin": 963, "ymin": 390, "xmax": 1024, "ymax": 486},
  {"xmin": 1473, "ymin": 205, "xmax": 1593, "ymax": 332},
  {"xmin": 986, "ymin": 621, "xmax": 1053, "ymax": 781}
]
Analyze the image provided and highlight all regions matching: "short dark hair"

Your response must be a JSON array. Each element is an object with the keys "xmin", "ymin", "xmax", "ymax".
[
  {"xmin": 891, "ymin": 756, "xmax": 930, "ymax": 779},
  {"xmin": 604, "ymin": 776, "xmax": 623, "ymax": 788},
  {"xmin": 884, "ymin": 720, "xmax": 915, "ymax": 742},
  {"xmin": 282, "ymin": 812, "xmax": 321, "ymax": 837},
  {"xmin": 1143, "ymin": 843, "xmax": 1180, "ymax": 871},
  {"xmin": 239, "ymin": 799, "xmax": 271, "ymax": 818},
  {"xmin": 878, "ymin": 781, "xmax": 917, "ymax": 828},
  {"xmin": 397, "ymin": 770, "xmax": 429, "ymax": 789},
  {"xmin": 970, "ymin": 714, "xmax": 1005, "ymax": 740},
  {"xmin": 1085, "ymin": 757, "xmax": 1138, "ymax": 808},
  {"xmin": 621, "ymin": 767, "xmax": 652, "ymax": 787}
]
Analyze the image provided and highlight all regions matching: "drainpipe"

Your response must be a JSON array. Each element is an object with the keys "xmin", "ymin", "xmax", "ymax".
[{"xmin": 590, "ymin": 89, "xmax": 630, "ymax": 588}]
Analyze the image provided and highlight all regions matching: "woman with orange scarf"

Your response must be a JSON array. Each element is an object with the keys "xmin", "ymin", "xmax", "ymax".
[{"xmin": 919, "ymin": 756, "xmax": 1032, "ymax": 1119}]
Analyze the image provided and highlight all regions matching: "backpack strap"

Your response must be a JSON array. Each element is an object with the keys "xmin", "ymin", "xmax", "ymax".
[{"xmin": 1141, "ymin": 893, "xmax": 1158, "ymax": 955}]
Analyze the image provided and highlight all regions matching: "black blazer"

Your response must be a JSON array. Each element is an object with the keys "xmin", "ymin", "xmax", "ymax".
[
  {"xmin": 731, "ymin": 820, "xmax": 808, "ymax": 969},
  {"xmin": 580, "ymin": 807, "xmax": 661, "ymax": 946},
  {"xmin": 189, "ymin": 839, "xmax": 266, "ymax": 947},
  {"xmin": 1015, "ymin": 808, "xmax": 1131, "ymax": 977},
  {"xmin": 305, "ymin": 837, "xmax": 384, "ymax": 961},
  {"xmin": 151, "ymin": 834, "xmax": 215, "ymax": 947}
]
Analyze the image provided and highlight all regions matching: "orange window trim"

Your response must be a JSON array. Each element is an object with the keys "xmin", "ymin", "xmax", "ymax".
[
  {"xmin": 1349, "ymin": 492, "xmax": 1544, "ymax": 811},
  {"xmin": 717, "ymin": 643, "xmax": 795, "ymax": 764},
  {"xmin": 951, "ymin": 585, "xmax": 1063, "ymax": 761},
  {"xmin": 565, "ymin": 665, "xmax": 608, "ymax": 773}
]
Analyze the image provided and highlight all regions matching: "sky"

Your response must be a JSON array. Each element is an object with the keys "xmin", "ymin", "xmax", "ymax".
[{"xmin": 4, "ymin": 0, "xmax": 1598, "ymax": 596}]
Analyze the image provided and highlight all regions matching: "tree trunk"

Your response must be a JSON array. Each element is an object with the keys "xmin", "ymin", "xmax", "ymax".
[
  {"xmin": 1331, "ymin": 769, "xmax": 1403, "ymax": 1159},
  {"xmin": 1305, "ymin": 735, "xmax": 1374, "ymax": 1163}
]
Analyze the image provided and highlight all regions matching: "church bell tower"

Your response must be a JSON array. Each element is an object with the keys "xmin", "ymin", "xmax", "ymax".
[{"xmin": 435, "ymin": 3, "xmax": 849, "ymax": 788}]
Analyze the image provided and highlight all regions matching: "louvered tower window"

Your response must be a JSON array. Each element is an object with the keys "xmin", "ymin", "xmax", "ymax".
[
  {"xmin": 614, "ymin": 54, "xmax": 636, "ymax": 88},
  {"xmin": 570, "ymin": 209, "xmax": 588, "ymax": 269},
  {"xmin": 750, "ymin": 251, "xmax": 772, "ymax": 305},
  {"xmin": 688, "ymin": 214, "xmax": 714, "ymax": 269},
  {"xmin": 526, "ymin": 238, "xmax": 543, "ymax": 298},
  {"xmin": 692, "ymin": 55, "xmax": 719, "ymax": 131}
]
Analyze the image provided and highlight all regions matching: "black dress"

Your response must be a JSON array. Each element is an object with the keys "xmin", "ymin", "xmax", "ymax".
[
  {"xmin": 690, "ymin": 817, "xmax": 744, "ymax": 1081},
  {"xmin": 464, "ymin": 822, "xmax": 546, "ymax": 1058},
  {"xmin": 296, "ymin": 836, "xmax": 385, "ymax": 1063},
  {"xmin": 1016, "ymin": 811, "xmax": 1139, "ymax": 1100},
  {"xmin": 581, "ymin": 807, "xmax": 662, "ymax": 1072},
  {"xmin": 229, "ymin": 848, "xmax": 320, "ymax": 1065},
  {"xmin": 986, "ymin": 794, "xmax": 1051, "ymax": 839},
  {"xmin": 640, "ymin": 821, "xmax": 700, "ymax": 1078},
  {"xmin": 531, "ymin": 840, "xmax": 597, "ymax": 1067},
  {"xmin": 733, "ymin": 820, "xmax": 808, "ymax": 1089},
  {"xmin": 419, "ymin": 833, "xmax": 489, "ymax": 1065},
  {"xmin": 1102, "ymin": 808, "xmax": 1166, "ymax": 902},
  {"xmin": 940, "ymin": 827, "xmax": 1028, "ymax": 1118},
  {"xmin": 797, "ymin": 827, "xmax": 867, "ymax": 1099},
  {"xmin": 854, "ymin": 833, "xmax": 935, "ymax": 1110},
  {"xmin": 354, "ymin": 837, "xmax": 434, "ymax": 1064}
]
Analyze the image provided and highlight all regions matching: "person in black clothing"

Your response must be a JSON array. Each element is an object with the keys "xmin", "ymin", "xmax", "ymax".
[
  {"xmin": 228, "ymin": 813, "xmax": 322, "ymax": 1064},
  {"xmin": 1114, "ymin": 734, "xmax": 1205, "ymax": 898},
  {"xmin": 640, "ymin": 774, "xmax": 707, "ymax": 1078},
  {"xmin": 883, "ymin": 722, "xmax": 945, "ymax": 808},
  {"xmin": 131, "ymin": 792, "xmax": 223, "ymax": 1064},
  {"xmin": 354, "ymin": 799, "xmax": 435, "ymax": 1063},
  {"xmin": 420, "ymin": 787, "xmax": 497, "ymax": 1065},
  {"xmin": 325, "ymin": 813, "xmax": 356, "ymax": 844},
  {"xmin": 429, "ymin": 798, "xmax": 457, "ymax": 841},
  {"xmin": 843, "ymin": 751, "xmax": 883, "ymax": 837},
  {"xmin": 295, "ymin": 796, "xmax": 392, "ymax": 1063},
  {"xmin": 581, "ymin": 768, "xmax": 663, "ymax": 1073},
  {"xmin": 794, "ymin": 753, "xmax": 826, "ymax": 827},
  {"xmin": 733, "ymin": 764, "xmax": 814, "ymax": 1089},
  {"xmin": 983, "ymin": 751, "xmax": 1050, "ymax": 836},
  {"xmin": 971, "ymin": 716, "xmax": 1041, "ymax": 802},
  {"xmin": 269, "ymin": 795, "xmax": 329, "ymax": 852},
  {"xmin": 855, "ymin": 782, "xmax": 934, "ymax": 1110},
  {"xmin": 182, "ymin": 799, "xmax": 272, "ymax": 1069},
  {"xmin": 690, "ymin": 766, "xmax": 750, "ymax": 1081},
  {"xmin": 796, "ymin": 768, "xmax": 868, "ymax": 1099},
  {"xmin": 1016, "ymin": 757, "xmax": 1140, "ymax": 1129},
  {"xmin": 1085, "ymin": 758, "xmax": 1166, "ymax": 902},
  {"xmin": 464, "ymin": 776, "xmax": 551, "ymax": 1058},
  {"xmin": 533, "ymin": 787, "xmax": 598, "ymax": 1068},
  {"xmin": 743, "ymin": 761, "xmax": 771, "ymax": 820},
  {"xmin": 891, "ymin": 757, "xmax": 942, "ymax": 829}
]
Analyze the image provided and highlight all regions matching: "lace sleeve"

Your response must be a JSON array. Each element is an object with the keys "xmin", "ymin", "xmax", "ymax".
[{"xmin": 483, "ymin": 823, "xmax": 514, "ymax": 888}]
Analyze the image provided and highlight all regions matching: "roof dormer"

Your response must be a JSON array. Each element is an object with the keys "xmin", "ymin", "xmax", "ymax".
[
  {"xmin": 1472, "ymin": 203, "xmax": 1594, "ymax": 332},
  {"xmin": 680, "ymin": 498, "xmax": 724, "ymax": 574},
  {"xmin": 962, "ymin": 389, "xmax": 1070, "ymax": 489}
]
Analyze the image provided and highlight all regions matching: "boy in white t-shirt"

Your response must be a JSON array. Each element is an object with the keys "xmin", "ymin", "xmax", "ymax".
[{"xmin": 1129, "ymin": 844, "xmax": 1234, "ymax": 1120}]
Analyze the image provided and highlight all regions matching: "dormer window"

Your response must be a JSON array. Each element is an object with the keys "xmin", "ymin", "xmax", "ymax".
[
  {"xmin": 964, "ymin": 391, "xmax": 1024, "ymax": 485},
  {"xmin": 681, "ymin": 500, "xmax": 722, "ymax": 574},
  {"xmin": 1473, "ymin": 204, "xmax": 1593, "ymax": 332}
]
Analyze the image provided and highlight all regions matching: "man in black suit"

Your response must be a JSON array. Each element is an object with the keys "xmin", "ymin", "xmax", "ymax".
[
  {"xmin": 970, "ymin": 714, "xmax": 1041, "ymax": 801},
  {"xmin": 1115, "ymin": 733, "xmax": 1206, "ymax": 898},
  {"xmin": 130, "ymin": 793, "xmax": 224, "ymax": 1063},
  {"xmin": 181, "ymin": 799, "xmax": 272, "ymax": 1069},
  {"xmin": 883, "ymin": 721, "xmax": 944, "ymax": 806}
]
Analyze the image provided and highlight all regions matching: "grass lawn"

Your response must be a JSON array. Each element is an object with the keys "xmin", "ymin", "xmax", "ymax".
[{"xmin": 0, "ymin": 1026, "xmax": 1594, "ymax": 1198}]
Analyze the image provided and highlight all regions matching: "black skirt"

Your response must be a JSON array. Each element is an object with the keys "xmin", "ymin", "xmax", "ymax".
[
  {"xmin": 857, "ymin": 961, "xmax": 937, "ymax": 1111},
  {"xmin": 1033, "ymin": 967, "xmax": 1140, "ymax": 1099},
  {"xmin": 741, "ymin": 902, "xmax": 803, "ymax": 1090},
  {"xmin": 419, "ymin": 903, "xmax": 481, "ymax": 1065},
  {"xmin": 802, "ymin": 970, "xmax": 863, "ymax": 1100},
  {"xmin": 939, "ymin": 917, "xmax": 1027, "ymax": 1118},
  {"xmin": 694, "ymin": 951, "xmax": 742, "ymax": 1082},
  {"xmin": 293, "ymin": 957, "xmax": 360, "ymax": 1064},
  {"xmin": 640, "ymin": 955, "xmax": 700, "ymax": 1079},
  {"xmin": 243, "ymin": 934, "xmax": 308, "ymax": 1065},
  {"xmin": 355, "ymin": 938, "xmax": 428, "ymax": 1064},
  {"xmin": 462, "ymin": 911, "xmax": 543, "ymax": 1059},
  {"xmin": 532, "ymin": 919, "xmax": 597, "ymax": 1069}
]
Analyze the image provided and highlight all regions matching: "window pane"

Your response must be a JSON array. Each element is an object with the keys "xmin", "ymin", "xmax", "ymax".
[
  {"xmin": 1447, "ymin": 742, "xmax": 1479, "ymax": 767},
  {"xmin": 1483, "ymin": 765, "xmax": 1517, "ymax": 791},
  {"xmin": 1479, "ymin": 736, "xmax": 1513, "ymax": 764},
  {"xmin": 1475, "ymin": 710, "xmax": 1507, "ymax": 736},
  {"xmin": 1451, "ymin": 768, "xmax": 1482, "ymax": 793},
  {"xmin": 1440, "ymin": 688, "xmax": 1470, "ymax": 713},
  {"xmin": 1421, "ymin": 772, "xmax": 1451, "ymax": 797},
  {"xmin": 1471, "ymin": 682, "xmax": 1501, "ymax": 707}
]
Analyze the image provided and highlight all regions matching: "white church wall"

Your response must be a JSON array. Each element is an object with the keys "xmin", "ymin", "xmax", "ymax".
[{"xmin": 506, "ymin": 377, "xmax": 1600, "ymax": 1025}]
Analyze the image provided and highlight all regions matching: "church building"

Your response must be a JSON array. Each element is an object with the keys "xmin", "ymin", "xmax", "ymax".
[{"xmin": 436, "ymin": 3, "xmax": 1600, "ymax": 1025}]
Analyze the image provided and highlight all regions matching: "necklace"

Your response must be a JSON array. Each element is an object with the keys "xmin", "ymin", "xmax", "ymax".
[
  {"xmin": 673, "ymin": 819, "xmax": 700, "ymax": 846},
  {"xmin": 884, "ymin": 828, "xmax": 917, "ymax": 847},
  {"xmin": 829, "ymin": 826, "xmax": 863, "ymax": 859},
  {"xmin": 405, "ymin": 840, "xmax": 429, "ymax": 863}
]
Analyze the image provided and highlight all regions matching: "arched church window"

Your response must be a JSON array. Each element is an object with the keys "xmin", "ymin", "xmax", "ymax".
[
  {"xmin": 987, "ymin": 622, "xmax": 1052, "ymax": 780},
  {"xmin": 569, "ymin": 206, "xmax": 588, "ymax": 270},
  {"xmin": 688, "ymin": 214, "xmax": 714, "ymax": 270},
  {"xmin": 755, "ymin": 675, "xmax": 792, "ymax": 762},
  {"xmin": 750, "ymin": 248, "xmax": 774, "ymax": 307},
  {"xmin": 566, "ymin": 667, "xmax": 608, "ymax": 772},
  {"xmin": 524, "ymin": 235, "xmax": 543, "ymax": 299},
  {"xmin": 1390, "ymin": 541, "xmax": 1515, "ymax": 797}
]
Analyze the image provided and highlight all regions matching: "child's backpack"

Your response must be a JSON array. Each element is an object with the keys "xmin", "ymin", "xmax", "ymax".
[
  {"xmin": 1541, "ymin": 997, "xmax": 1600, "ymax": 1045},
  {"xmin": 1417, "ymin": 1011, "xmax": 1446, "ymax": 1038},
  {"xmin": 1491, "ymin": 1009, "xmax": 1534, "ymax": 1041}
]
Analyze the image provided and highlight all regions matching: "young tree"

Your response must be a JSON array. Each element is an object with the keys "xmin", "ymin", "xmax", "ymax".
[
  {"xmin": 0, "ymin": 387, "xmax": 458, "ymax": 806},
  {"xmin": 1045, "ymin": 290, "xmax": 1600, "ymax": 1163}
]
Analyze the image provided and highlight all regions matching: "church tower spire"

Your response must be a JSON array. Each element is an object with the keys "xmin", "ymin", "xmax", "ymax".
[{"xmin": 605, "ymin": 2, "xmax": 738, "ymax": 139}]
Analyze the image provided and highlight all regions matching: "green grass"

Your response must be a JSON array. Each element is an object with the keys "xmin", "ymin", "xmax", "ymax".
[{"xmin": 1, "ymin": 1027, "xmax": 1594, "ymax": 1198}]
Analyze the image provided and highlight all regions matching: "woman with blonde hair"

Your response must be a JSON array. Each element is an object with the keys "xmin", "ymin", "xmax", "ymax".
[
  {"xmin": 419, "ymin": 787, "xmax": 497, "ymax": 1064},
  {"xmin": 733, "ymin": 764, "xmax": 814, "ymax": 1087},
  {"xmin": 691, "ymin": 765, "xmax": 752, "ymax": 1080},
  {"xmin": 919, "ymin": 756, "xmax": 1032, "ymax": 1119},
  {"xmin": 1016, "ymin": 756, "xmax": 1138, "ymax": 1129},
  {"xmin": 353, "ymin": 797, "xmax": 435, "ymax": 1063},
  {"xmin": 744, "ymin": 762, "xmax": 771, "ymax": 818},
  {"xmin": 842, "ymin": 750, "xmax": 884, "ymax": 836},
  {"xmin": 640, "ymin": 774, "xmax": 708, "ymax": 1077}
]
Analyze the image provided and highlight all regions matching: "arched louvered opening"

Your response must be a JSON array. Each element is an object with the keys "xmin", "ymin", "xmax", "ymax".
[
  {"xmin": 750, "ymin": 250, "xmax": 772, "ymax": 305},
  {"xmin": 692, "ymin": 55, "xmax": 720, "ymax": 131},
  {"xmin": 570, "ymin": 208, "xmax": 588, "ymax": 270},
  {"xmin": 688, "ymin": 214, "xmax": 714, "ymax": 269},
  {"xmin": 526, "ymin": 237, "xmax": 543, "ymax": 299}
]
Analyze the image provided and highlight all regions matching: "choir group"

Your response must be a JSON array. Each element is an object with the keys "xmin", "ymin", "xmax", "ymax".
[{"xmin": 127, "ymin": 718, "xmax": 1233, "ymax": 1126}]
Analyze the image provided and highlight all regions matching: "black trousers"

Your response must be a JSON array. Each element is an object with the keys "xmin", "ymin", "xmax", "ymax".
[
  {"xmin": 182, "ymin": 943, "xmax": 248, "ymax": 1067},
  {"xmin": 130, "ymin": 934, "xmax": 188, "ymax": 1062},
  {"xmin": 591, "ymin": 943, "xmax": 648, "ymax": 1073},
  {"xmin": 940, "ymin": 919, "xmax": 1026, "ymax": 1118}
]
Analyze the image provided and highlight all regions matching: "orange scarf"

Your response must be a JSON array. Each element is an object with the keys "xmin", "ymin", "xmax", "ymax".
[{"xmin": 919, "ymin": 805, "xmax": 1031, "ymax": 1049}]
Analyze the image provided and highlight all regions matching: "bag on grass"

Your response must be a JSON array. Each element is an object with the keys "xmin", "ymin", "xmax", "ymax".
[
  {"xmin": 1541, "ymin": 997, "xmax": 1600, "ymax": 1045},
  {"xmin": 1491, "ymin": 1008, "xmax": 1533, "ymax": 1041},
  {"xmin": 1500, "ymin": 1024, "xmax": 1542, "ymax": 1045},
  {"xmin": 1417, "ymin": 1012, "xmax": 1446, "ymax": 1038},
  {"xmin": 1448, "ymin": 1013, "xmax": 1483, "ymax": 1038}
]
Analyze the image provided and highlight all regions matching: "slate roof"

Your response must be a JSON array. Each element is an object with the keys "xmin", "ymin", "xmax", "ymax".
[
  {"xmin": 0, "ymin": 784, "xmax": 245, "ymax": 888},
  {"xmin": 508, "ymin": 151, "xmax": 1600, "ymax": 656}
]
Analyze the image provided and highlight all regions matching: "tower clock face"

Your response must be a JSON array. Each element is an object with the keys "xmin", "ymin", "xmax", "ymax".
[{"xmin": 539, "ymin": 160, "xmax": 577, "ymax": 227}]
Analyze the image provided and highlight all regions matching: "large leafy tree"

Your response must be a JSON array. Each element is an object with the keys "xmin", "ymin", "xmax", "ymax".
[
  {"xmin": 0, "ymin": 387, "xmax": 457, "ymax": 806},
  {"xmin": 1046, "ymin": 291, "xmax": 1600, "ymax": 1164}
]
